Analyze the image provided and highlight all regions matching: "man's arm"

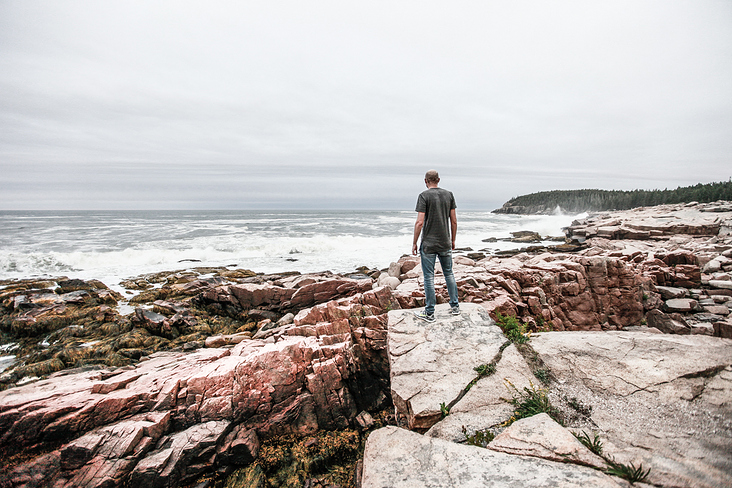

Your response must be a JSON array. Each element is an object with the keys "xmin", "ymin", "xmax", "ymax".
[
  {"xmin": 450, "ymin": 208, "xmax": 457, "ymax": 250},
  {"xmin": 412, "ymin": 212, "xmax": 425, "ymax": 255}
]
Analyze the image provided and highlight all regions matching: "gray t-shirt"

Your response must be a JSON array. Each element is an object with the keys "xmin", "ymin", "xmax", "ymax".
[{"xmin": 415, "ymin": 187, "xmax": 456, "ymax": 253}]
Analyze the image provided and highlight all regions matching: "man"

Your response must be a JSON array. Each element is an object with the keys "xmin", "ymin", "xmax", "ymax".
[{"xmin": 412, "ymin": 169, "xmax": 460, "ymax": 322}]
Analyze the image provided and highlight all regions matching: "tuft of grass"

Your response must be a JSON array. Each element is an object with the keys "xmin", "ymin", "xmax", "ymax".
[
  {"xmin": 573, "ymin": 430, "xmax": 603, "ymax": 456},
  {"xmin": 462, "ymin": 426, "xmax": 495, "ymax": 448},
  {"xmin": 570, "ymin": 430, "xmax": 651, "ymax": 485},
  {"xmin": 440, "ymin": 402, "xmax": 450, "ymax": 418},
  {"xmin": 502, "ymin": 380, "xmax": 562, "ymax": 427},
  {"xmin": 474, "ymin": 363, "xmax": 496, "ymax": 377},
  {"xmin": 533, "ymin": 368, "xmax": 550, "ymax": 385},
  {"xmin": 494, "ymin": 312, "xmax": 529, "ymax": 344},
  {"xmin": 604, "ymin": 458, "xmax": 651, "ymax": 484}
]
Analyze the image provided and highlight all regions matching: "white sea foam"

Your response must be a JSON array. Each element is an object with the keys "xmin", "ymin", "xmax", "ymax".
[
  {"xmin": 0, "ymin": 355, "xmax": 16, "ymax": 374},
  {"xmin": 0, "ymin": 210, "xmax": 581, "ymax": 288}
]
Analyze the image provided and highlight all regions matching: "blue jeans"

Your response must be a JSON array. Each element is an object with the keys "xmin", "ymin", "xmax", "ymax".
[{"xmin": 420, "ymin": 247, "xmax": 459, "ymax": 315}]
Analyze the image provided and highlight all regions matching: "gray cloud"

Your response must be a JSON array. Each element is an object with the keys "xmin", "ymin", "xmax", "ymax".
[{"xmin": 1, "ymin": 0, "xmax": 731, "ymax": 210}]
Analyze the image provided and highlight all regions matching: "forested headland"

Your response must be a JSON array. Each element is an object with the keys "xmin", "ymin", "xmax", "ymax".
[{"xmin": 493, "ymin": 180, "xmax": 732, "ymax": 215}]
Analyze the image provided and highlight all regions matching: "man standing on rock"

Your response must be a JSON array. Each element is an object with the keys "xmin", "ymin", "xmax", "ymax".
[{"xmin": 412, "ymin": 170, "xmax": 460, "ymax": 322}]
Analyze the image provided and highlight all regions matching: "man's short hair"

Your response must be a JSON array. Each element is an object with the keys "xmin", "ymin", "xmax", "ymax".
[{"xmin": 425, "ymin": 170, "xmax": 440, "ymax": 183}]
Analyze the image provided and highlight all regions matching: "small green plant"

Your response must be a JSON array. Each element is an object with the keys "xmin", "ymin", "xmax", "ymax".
[
  {"xmin": 573, "ymin": 430, "xmax": 603, "ymax": 456},
  {"xmin": 494, "ymin": 312, "xmax": 529, "ymax": 344},
  {"xmin": 533, "ymin": 368, "xmax": 550, "ymax": 385},
  {"xmin": 440, "ymin": 402, "xmax": 449, "ymax": 418},
  {"xmin": 462, "ymin": 425, "xmax": 495, "ymax": 448},
  {"xmin": 604, "ymin": 458, "xmax": 651, "ymax": 484},
  {"xmin": 474, "ymin": 363, "xmax": 496, "ymax": 377},
  {"xmin": 569, "ymin": 430, "xmax": 652, "ymax": 484},
  {"xmin": 502, "ymin": 380, "xmax": 562, "ymax": 426}
]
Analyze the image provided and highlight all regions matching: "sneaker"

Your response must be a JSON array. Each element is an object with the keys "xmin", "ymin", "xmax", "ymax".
[
  {"xmin": 414, "ymin": 310, "xmax": 436, "ymax": 322},
  {"xmin": 450, "ymin": 306, "xmax": 461, "ymax": 316}
]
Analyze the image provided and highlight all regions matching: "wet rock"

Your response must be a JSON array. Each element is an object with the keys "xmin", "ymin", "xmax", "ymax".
[
  {"xmin": 133, "ymin": 308, "xmax": 180, "ymax": 339},
  {"xmin": 509, "ymin": 231, "xmax": 543, "ymax": 243},
  {"xmin": 170, "ymin": 277, "xmax": 228, "ymax": 296},
  {"xmin": 152, "ymin": 300, "xmax": 188, "ymax": 315}
]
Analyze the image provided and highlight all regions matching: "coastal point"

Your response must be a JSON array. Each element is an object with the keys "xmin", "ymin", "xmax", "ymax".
[{"xmin": 1, "ymin": 201, "xmax": 731, "ymax": 487}]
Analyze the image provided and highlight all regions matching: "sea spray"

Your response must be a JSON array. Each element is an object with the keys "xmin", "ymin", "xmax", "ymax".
[{"xmin": 0, "ymin": 210, "xmax": 581, "ymax": 288}]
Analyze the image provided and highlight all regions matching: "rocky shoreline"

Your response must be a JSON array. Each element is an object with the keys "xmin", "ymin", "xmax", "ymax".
[{"xmin": 1, "ymin": 201, "xmax": 731, "ymax": 487}]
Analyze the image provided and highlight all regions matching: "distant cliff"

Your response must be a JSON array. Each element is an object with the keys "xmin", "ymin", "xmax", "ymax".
[{"xmin": 493, "ymin": 180, "xmax": 732, "ymax": 214}]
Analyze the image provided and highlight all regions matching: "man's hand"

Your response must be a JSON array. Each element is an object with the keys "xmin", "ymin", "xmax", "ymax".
[
  {"xmin": 413, "ymin": 212, "xmax": 425, "ymax": 256},
  {"xmin": 450, "ymin": 208, "xmax": 457, "ymax": 251}
]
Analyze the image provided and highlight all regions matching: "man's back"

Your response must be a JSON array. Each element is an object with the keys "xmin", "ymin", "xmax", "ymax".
[{"xmin": 416, "ymin": 187, "xmax": 456, "ymax": 254}]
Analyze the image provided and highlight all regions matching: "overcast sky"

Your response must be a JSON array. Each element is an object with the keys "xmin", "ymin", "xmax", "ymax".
[{"xmin": 1, "ymin": 1, "xmax": 730, "ymax": 211}]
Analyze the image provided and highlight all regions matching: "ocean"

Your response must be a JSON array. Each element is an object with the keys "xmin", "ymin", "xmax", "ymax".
[{"xmin": 0, "ymin": 210, "xmax": 582, "ymax": 292}]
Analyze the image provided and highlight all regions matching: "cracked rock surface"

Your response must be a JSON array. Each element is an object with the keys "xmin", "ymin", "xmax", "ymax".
[
  {"xmin": 388, "ymin": 303, "xmax": 505, "ymax": 430},
  {"xmin": 369, "ymin": 307, "xmax": 732, "ymax": 488},
  {"xmin": 532, "ymin": 330, "xmax": 732, "ymax": 488},
  {"xmin": 362, "ymin": 426, "xmax": 627, "ymax": 488}
]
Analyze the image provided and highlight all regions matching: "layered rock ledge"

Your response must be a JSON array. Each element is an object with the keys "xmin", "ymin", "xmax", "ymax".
[{"xmin": 0, "ymin": 286, "xmax": 397, "ymax": 488}]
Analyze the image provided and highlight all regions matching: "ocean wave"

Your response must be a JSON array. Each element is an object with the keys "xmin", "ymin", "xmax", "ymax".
[{"xmin": 0, "ymin": 211, "xmax": 579, "ymax": 287}]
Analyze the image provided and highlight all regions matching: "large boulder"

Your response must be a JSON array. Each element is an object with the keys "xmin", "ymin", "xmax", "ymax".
[{"xmin": 646, "ymin": 309, "xmax": 691, "ymax": 334}]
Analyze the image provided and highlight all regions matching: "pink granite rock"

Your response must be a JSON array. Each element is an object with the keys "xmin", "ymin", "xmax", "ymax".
[{"xmin": 0, "ymin": 286, "xmax": 392, "ymax": 487}]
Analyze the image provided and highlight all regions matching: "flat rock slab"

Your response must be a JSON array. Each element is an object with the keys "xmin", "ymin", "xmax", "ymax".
[
  {"xmin": 488, "ymin": 413, "xmax": 606, "ymax": 470},
  {"xmin": 388, "ymin": 303, "xmax": 505, "ymax": 430},
  {"xmin": 655, "ymin": 286, "xmax": 688, "ymax": 299},
  {"xmin": 530, "ymin": 331, "xmax": 732, "ymax": 488},
  {"xmin": 361, "ymin": 426, "xmax": 627, "ymax": 488},
  {"xmin": 709, "ymin": 280, "xmax": 732, "ymax": 290},
  {"xmin": 664, "ymin": 298, "xmax": 699, "ymax": 312},
  {"xmin": 426, "ymin": 343, "xmax": 534, "ymax": 442}
]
